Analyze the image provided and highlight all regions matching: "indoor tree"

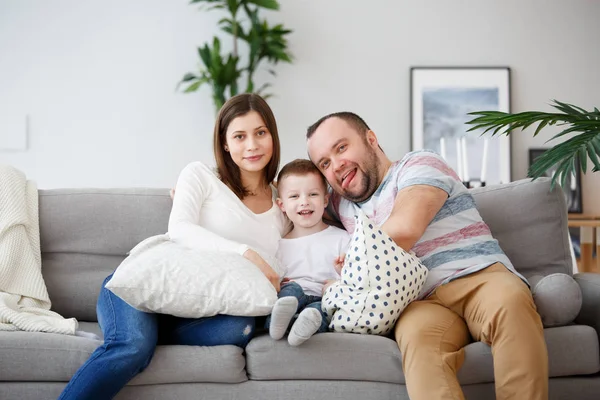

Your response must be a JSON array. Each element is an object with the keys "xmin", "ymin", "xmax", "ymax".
[{"xmin": 179, "ymin": 0, "xmax": 293, "ymax": 111}]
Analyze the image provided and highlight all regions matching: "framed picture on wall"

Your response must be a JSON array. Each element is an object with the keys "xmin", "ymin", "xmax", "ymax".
[
  {"xmin": 529, "ymin": 148, "xmax": 583, "ymax": 213},
  {"xmin": 410, "ymin": 67, "xmax": 511, "ymax": 186}
]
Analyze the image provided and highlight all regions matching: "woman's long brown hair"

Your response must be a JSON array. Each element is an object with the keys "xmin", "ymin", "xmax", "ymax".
[{"xmin": 213, "ymin": 93, "xmax": 281, "ymax": 199}]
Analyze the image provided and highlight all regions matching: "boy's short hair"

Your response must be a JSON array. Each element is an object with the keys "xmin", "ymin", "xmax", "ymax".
[{"xmin": 277, "ymin": 159, "xmax": 328, "ymax": 192}]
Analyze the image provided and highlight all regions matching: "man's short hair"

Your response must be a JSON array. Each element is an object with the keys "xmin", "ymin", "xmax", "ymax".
[
  {"xmin": 306, "ymin": 112, "xmax": 370, "ymax": 140},
  {"xmin": 277, "ymin": 159, "xmax": 328, "ymax": 192}
]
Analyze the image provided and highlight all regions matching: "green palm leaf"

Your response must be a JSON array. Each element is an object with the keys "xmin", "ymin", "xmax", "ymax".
[
  {"xmin": 466, "ymin": 100, "xmax": 600, "ymax": 188},
  {"xmin": 246, "ymin": 0, "xmax": 279, "ymax": 10}
]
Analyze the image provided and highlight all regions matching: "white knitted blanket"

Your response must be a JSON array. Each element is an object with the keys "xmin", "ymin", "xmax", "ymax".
[{"xmin": 0, "ymin": 165, "xmax": 77, "ymax": 334}]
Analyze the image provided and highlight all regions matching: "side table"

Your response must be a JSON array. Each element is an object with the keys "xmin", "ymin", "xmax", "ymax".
[{"xmin": 568, "ymin": 214, "xmax": 600, "ymax": 273}]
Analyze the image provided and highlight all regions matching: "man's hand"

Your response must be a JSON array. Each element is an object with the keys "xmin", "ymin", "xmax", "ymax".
[
  {"xmin": 381, "ymin": 185, "xmax": 448, "ymax": 252},
  {"xmin": 333, "ymin": 254, "xmax": 345, "ymax": 275},
  {"xmin": 244, "ymin": 249, "xmax": 281, "ymax": 292}
]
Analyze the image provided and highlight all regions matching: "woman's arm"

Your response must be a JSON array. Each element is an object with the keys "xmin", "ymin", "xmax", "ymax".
[
  {"xmin": 168, "ymin": 162, "xmax": 281, "ymax": 291},
  {"xmin": 168, "ymin": 162, "xmax": 249, "ymax": 255}
]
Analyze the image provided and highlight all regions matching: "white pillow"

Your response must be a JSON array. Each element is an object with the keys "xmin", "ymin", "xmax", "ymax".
[
  {"xmin": 322, "ymin": 211, "xmax": 429, "ymax": 335},
  {"xmin": 105, "ymin": 234, "xmax": 278, "ymax": 318}
]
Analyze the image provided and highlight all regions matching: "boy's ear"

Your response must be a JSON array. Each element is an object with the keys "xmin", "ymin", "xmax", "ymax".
[
  {"xmin": 276, "ymin": 198, "xmax": 285, "ymax": 213},
  {"xmin": 324, "ymin": 193, "xmax": 330, "ymax": 208}
]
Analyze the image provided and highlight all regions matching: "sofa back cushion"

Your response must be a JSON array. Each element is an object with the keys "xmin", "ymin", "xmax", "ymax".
[
  {"xmin": 39, "ymin": 188, "xmax": 172, "ymax": 321},
  {"xmin": 470, "ymin": 177, "xmax": 572, "ymax": 278},
  {"xmin": 39, "ymin": 178, "xmax": 572, "ymax": 322}
]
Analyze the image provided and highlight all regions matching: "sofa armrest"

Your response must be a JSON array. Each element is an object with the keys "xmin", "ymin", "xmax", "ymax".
[{"xmin": 574, "ymin": 273, "xmax": 600, "ymax": 344}]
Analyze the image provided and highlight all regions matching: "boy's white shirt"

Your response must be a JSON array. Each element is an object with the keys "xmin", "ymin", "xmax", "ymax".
[{"xmin": 277, "ymin": 226, "xmax": 350, "ymax": 296}]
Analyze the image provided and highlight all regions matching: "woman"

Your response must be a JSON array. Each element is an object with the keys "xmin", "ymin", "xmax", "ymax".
[{"xmin": 58, "ymin": 93, "xmax": 290, "ymax": 400}]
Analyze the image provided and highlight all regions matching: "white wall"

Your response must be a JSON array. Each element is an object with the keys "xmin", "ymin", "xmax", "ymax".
[{"xmin": 1, "ymin": 0, "xmax": 599, "ymax": 212}]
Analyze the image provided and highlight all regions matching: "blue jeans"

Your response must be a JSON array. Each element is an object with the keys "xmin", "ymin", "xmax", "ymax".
[
  {"xmin": 58, "ymin": 273, "xmax": 255, "ymax": 400},
  {"xmin": 264, "ymin": 281, "xmax": 329, "ymax": 333}
]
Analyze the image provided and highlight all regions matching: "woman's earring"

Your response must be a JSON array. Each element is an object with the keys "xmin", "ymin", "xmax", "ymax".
[{"xmin": 224, "ymin": 146, "xmax": 229, "ymax": 152}]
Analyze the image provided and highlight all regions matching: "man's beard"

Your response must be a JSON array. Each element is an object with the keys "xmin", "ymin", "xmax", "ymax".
[{"xmin": 342, "ymin": 147, "xmax": 380, "ymax": 203}]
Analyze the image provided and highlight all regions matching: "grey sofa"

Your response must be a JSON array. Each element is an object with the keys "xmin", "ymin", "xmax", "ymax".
[{"xmin": 1, "ymin": 177, "xmax": 600, "ymax": 400}]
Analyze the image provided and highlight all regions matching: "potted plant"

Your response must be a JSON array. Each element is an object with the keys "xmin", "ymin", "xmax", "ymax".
[
  {"xmin": 466, "ymin": 100, "xmax": 600, "ymax": 188},
  {"xmin": 179, "ymin": 0, "xmax": 293, "ymax": 112}
]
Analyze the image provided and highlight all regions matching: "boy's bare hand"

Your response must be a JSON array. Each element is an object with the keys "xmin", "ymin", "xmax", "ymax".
[{"xmin": 333, "ymin": 254, "xmax": 345, "ymax": 275}]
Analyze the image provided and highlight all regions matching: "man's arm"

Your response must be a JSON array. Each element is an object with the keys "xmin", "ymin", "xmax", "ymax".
[{"xmin": 380, "ymin": 185, "xmax": 448, "ymax": 252}]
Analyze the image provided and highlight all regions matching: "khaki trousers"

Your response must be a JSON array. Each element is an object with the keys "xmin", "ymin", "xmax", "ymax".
[{"xmin": 394, "ymin": 263, "xmax": 548, "ymax": 400}]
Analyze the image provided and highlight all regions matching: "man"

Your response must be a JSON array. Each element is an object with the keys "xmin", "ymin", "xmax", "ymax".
[{"xmin": 306, "ymin": 112, "xmax": 548, "ymax": 400}]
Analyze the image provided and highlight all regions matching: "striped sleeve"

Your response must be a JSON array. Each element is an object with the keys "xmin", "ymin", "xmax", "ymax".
[{"xmin": 397, "ymin": 150, "xmax": 462, "ymax": 196}]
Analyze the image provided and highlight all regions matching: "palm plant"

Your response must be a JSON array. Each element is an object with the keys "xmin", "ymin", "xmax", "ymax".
[
  {"xmin": 179, "ymin": 0, "xmax": 292, "ymax": 112},
  {"xmin": 466, "ymin": 100, "xmax": 600, "ymax": 188}
]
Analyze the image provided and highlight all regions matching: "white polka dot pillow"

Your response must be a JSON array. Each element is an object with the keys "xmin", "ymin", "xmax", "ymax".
[{"xmin": 322, "ymin": 210, "xmax": 428, "ymax": 335}]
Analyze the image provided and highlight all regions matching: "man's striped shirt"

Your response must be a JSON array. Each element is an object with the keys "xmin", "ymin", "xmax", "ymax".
[{"xmin": 329, "ymin": 150, "xmax": 526, "ymax": 298}]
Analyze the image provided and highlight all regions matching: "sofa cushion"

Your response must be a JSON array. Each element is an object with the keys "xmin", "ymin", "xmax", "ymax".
[
  {"xmin": 246, "ymin": 332, "xmax": 405, "ymax": 383},
  {"xmin": 42, "ymin": 253, "xmax": 123, "ymax": 321},
  {"xmin": 471, "ymin": 178, "xmax": 573, "ymax": 277},
  {"xmin": 0, "ymin": 322, "xmax": 247, "ymax": 384},
  {"xmin": 246, "ymin": 325, "xmax": 600, "ymax": 384},
  {"xmin": 458, "ymin": 325, "xmax": 600, "ymax": 384},
  {"xmin": 39, "ymin": 189, "xmax": 171, "ymax": 255},
  {"xmin": 39, "ymin": 189, "xmax": 172, "ymax": 321}
]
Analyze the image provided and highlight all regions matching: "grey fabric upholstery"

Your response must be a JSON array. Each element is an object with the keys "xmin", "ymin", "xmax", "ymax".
[
  {"xmin": 529, "ymin": 273, "xmax": 583, "ymax": 327},
  {"xmin": 457, "ymin": 325, "xmax": 600, "ymax": 384},
  {"xmin": 462, "ymin": 376, "xmax": 600, "ymax": 400},
  {"xmin": 39, "ymin": 188, "xmax": 172, "ymax": 321},
  {"xmin": 246, "ymin": 332, "xmax": 405, "ymax": 383},
  {"xmin": 0, "ymin": 178, "xmax": 595, "ymax": 400},
  {"xmin": 39, "ymin": 188, "xmax": 171, "ymax": 255},
  {"xmin": 3, "ymin": 377, "xmax": 600, "ymax": 400},
  {"xmin": 247, "ymin": 326, "xmax": 599, "ymax": 384},
  {"xmin": 471, "ymin": 178, "xmax": 573, "ymax": 277},
  {"xmin": 575, "ymin": 273, "xmax": 600, "ymax": 344},
  {"xmin": 42, "ymin": 253, "xmax": 124, "ymax": 321},
  {"xmin": 0, "ymin": 322, "xmax": 247, "ymax": 384}
]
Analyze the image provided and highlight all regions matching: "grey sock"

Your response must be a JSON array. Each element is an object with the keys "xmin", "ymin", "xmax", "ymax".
[
  {"xmin": 288, "ymin": 308, "xmax": 323, "ymax": 346},
  {"xmin": 269, "ymin": 297, "xmax": 298, "ymax": 340}
]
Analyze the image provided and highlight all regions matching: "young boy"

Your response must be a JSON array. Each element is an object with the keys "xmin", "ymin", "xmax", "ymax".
[{"xmin": 266, "ymin": 159, "xmax": 350, "ymax": 346}]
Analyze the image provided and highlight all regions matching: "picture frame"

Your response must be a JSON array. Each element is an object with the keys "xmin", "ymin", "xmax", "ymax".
[
  {"xmin": 410, "ymin": 67, "xmax": 511, "ymax": 186},
  {"xmin": 529, "ymin": 148, "xmax": 583, "ymax": 214}
]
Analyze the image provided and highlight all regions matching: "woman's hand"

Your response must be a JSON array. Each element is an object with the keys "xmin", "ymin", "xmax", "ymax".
[{"xmin": 244, "ymin": 249, "xmax": 281, "ymax": 292}]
